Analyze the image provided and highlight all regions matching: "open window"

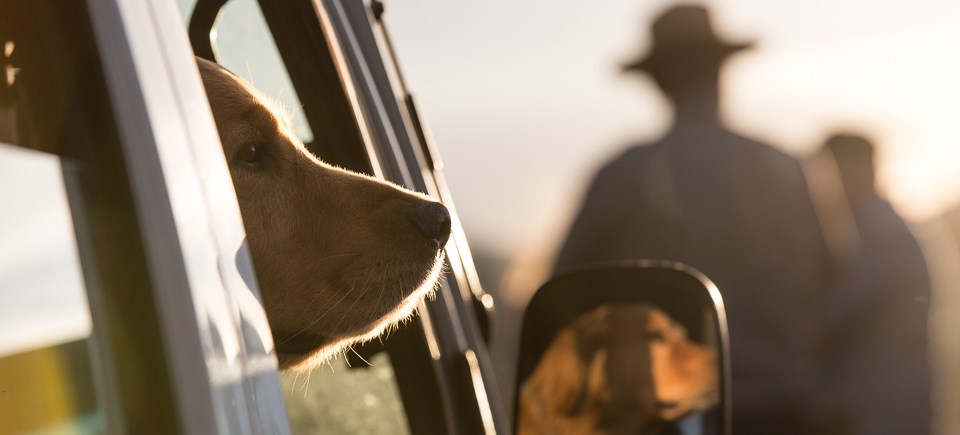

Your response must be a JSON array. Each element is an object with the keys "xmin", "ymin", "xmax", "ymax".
[{"xmin": 182, "ymin": 0, "xmax": 504, "ymax": 433}]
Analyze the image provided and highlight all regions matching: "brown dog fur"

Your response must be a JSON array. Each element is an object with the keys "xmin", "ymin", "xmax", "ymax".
[
  {"xmin": 197, "ymin": 58, "xmax": 449, "ymax": 370},
  {"xmin": 518, "ymin": 305, "xmax": 718, "ymax": 435}
]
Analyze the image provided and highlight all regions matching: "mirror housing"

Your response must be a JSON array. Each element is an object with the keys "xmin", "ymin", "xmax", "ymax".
[{"xmin": 514, "ymin": 261, "xmax": 731, "ymax": 435}]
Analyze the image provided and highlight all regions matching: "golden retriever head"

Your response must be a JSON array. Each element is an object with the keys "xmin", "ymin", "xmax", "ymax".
[
  {"xmin": 196, "ymin": 58, "xmax": 449, "ymax": 370},
  {"xmin": 518, "ymin": 304, "xmax": 718, "ymax": 435}
]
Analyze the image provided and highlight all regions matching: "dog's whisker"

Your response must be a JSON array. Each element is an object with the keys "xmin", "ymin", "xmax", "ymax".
[
  {"xmin": 315, "ymin": 252, "xmax": 360, "ymax": 265},
  {"xmin": 302, "ymin": 370, "xmax": 313, "ymax": 398},
  {"xmin": 331, "ymin": 278, "xmax": 377, "ymax": 331},
  {"xmin": 244, "ymin": 60, "xmax": 255, "ymax": 87},
  {"xmin": 397, "ymin": 264, "xmax": 407, "ymax": 304},
  {"xmin": 278, "ymin": 280, "xmax": 359, "ymax": 346},
  {"xmin": 296, "ymin": 254, "xmax": 361, "ymax": 321},
  {"xmin": 348, "ymin": 344, "xmax": 372, "ymax": 367},
  {"xmin": 376, "ymin": 272, "xmax": 390, "ymax": 306},
  {"xmin": 280, "ymin": 259, "xmax": 374, "ymax": 346},
  {"xmin": 327, "ymin": 266, "xmax": 378, "ymax": 334}
]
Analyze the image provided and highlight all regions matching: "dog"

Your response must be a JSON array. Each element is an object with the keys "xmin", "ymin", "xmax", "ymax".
[
  {"xmin": 517, "ymin": 304, "xmax": 718, "ymax": 435},
  {"xmin": 196, "ymin": 58, "xmax": 450, "ymax": 370}
]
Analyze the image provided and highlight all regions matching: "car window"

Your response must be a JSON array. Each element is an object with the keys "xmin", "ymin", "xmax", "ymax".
[
  {"xmin": 1, "ymin": 2, "xmax": 201, "ymax": 431},
  {"xmin": 178, "ymin": 0, "xmax": 313, "ymax": 143},
  {"xmin": 175, "ymin": 1, "xmax": 413, "ymax": 433},
  {"xmin": 214, "ymin": 0, "xmax": 314, "ymax": 143},
  {"xmin": 280, "ymin": 354, "xmax": 409, "ymax": 433},
  {"xmin": 0, "ymin": 143, "xmax": 101, "ymax": 435}
]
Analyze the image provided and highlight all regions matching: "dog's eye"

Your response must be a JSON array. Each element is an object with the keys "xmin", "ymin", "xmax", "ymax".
[{"xmin": 236, "ymin": 143, "xmax": 261, "ymax": 165}]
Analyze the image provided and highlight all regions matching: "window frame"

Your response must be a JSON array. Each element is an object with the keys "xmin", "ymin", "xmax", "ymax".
[
  {"xmin": 323, "ymin": 2, "xmax": 507, "ymax": 431},
  {"xmin": 188, "ymin": 0, "xmax": 507, "ymax": 432},
  {"xmin": 259, "ymin": 0, "xmax": 507, "ymax": 432}
]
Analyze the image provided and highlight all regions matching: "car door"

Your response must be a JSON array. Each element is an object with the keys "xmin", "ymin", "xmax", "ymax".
[{"xmin": 1, "ymin": 0, "xmax": 288, "ymax": 433}]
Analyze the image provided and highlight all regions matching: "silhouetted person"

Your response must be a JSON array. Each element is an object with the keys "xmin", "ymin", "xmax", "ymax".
[
  {"xmin": 554, "ymin": 6, "xmax": 834, "ymax": 433},
  {"xmin": 820, "ymin": 134, "xmax": 932, "ymax": 435}
]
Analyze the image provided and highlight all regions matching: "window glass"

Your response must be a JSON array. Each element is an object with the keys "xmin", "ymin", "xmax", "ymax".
[
  {"xmin": 217, "ymin": 0, "xmax": 314, "ymax": 142},
  {"xmin": 0, "ymin": 142, "xmax": 101, "ymax": 434},
  {"xmin": 0, "ymin": 144, "xmax": 89, "ymax": 355},
  {"xmin": 281, "ymin": 354, "xmax": 410, "ymax": 434},
  {"xmin": 177, "ymin": 0, "xmax": 314, "ymax": 143}
]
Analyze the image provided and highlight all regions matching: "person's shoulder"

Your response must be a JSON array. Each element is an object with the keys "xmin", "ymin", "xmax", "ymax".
[
  {"xmin": 595, "ymin": 142, "xmax": 662, "ymax": 179},
  {"xmin": 730, "ymin": 132, "xmax": 803, "ymax": 167},
  {"xmin": 608, "ymin": 140, "xmax": 669, "ymax": 166},
  {"xmin": 728, "ymin": 132, "xmax": 786, "ymax": 154}
]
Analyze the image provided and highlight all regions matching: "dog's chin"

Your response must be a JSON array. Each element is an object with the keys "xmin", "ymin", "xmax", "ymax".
[
  {"xmin": 277, "ymin": 251, "xmax": 446, "ymax": 372},
  {"xmin": 656, "ymin": 383, "xmax": 719, "ymax": 420}
]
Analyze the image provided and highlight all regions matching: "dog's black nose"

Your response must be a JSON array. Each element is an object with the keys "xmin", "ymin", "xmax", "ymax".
[{"xmin": 410, "ymin": 202, "xmax": 451, "ymax": 247}]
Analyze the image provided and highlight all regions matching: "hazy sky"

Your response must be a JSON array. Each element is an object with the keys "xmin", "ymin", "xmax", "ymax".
[{"xmin": 384, "ymin": 0, "xmax": 960, "ymax": 256}]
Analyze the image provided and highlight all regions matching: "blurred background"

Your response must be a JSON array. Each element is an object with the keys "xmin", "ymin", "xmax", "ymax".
[
  {"xmin": 382, "ymin": 0, "xmax": 960, "ymax": 433},
  {"xmin": 4, "ymin": 0, "xmax": 959, "ymax": 432},
  {"xmin": 386, "ymin": 0, "xmax": 960, "ymax": 257}
]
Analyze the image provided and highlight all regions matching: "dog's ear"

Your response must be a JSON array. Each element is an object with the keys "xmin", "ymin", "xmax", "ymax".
[
  {"xmin": 517, "ymin": 327, "xmax": 599, "ymax": 435},
  {"xmin": 521, "ymin": 309, "xmax": 611, "ymax": 416},
  {"xmin": 520, "ymin": 330, "xmax": 589, "ymax": 415}
]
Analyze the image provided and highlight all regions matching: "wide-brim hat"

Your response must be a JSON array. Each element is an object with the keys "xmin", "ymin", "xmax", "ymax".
[{"xmin": 623, "ymin": 5, "xmax": 754, "ymax": 74}]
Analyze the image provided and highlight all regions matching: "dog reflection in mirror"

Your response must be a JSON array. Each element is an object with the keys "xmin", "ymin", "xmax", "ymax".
[
  {"xmin": 197, "ymin": 58, "xmax": 450, "ymax": 370},
  {"xmin": 518, "ymin": 304, "xmax": 718, "ymax": 435}
]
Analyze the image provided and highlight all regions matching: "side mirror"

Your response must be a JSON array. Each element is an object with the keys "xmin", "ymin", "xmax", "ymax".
[{"xmin": 514, "ymin": 261, "xmax": 731, "ymax": 435}]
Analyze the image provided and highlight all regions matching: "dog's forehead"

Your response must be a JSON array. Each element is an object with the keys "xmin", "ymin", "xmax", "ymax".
[
  {"xmin": 197, "ymin": 59, "xmax": 292, "ymax": 135},
  {"xmin": 644, "ymin": 309, "xmax": 674, "ymax": 329},
  {"xmin": 202, "ymin": 70, "xmax": 264, "ymax": 120},
  {"xmin": 600, "ymin": 305, "xmax": 657, "ymax": 330}
]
